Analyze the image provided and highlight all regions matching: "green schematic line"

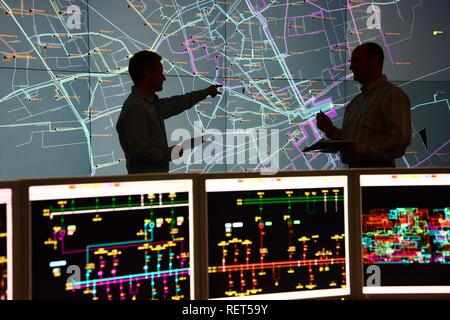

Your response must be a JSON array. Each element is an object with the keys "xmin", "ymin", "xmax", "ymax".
[
  {"xmin": 49, "ymin": 200, "xmax": 189, "ymax": 212},
  {"xmin": 242, "ymin": 195, "xmax": 344, "ymax": 205}
]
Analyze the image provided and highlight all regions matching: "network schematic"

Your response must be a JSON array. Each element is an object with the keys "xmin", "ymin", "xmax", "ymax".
[
  {"xmin": 29, "ymin": 179, "xmax": 194, "ymax": 300},
  {"xmin": 206, "ymin": 176, "xmax": 349, "ymax": 299}
]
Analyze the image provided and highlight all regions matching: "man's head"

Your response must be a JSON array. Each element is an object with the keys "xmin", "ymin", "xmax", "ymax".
[
  {"xmin": 349, "ymin": 42, "xmax": 384, "ymax": 86},
  {"xmin": 128, "ymin": 51, "xmax": 166, "ymax": 92}
]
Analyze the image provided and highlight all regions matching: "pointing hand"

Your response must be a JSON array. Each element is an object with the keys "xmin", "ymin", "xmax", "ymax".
[{"xmin": 206, "ymin": 85, "xmax": 223, "ymax": 98}]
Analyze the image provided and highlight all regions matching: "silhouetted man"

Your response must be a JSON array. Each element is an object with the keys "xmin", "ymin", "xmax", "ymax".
[
  {"xmin": 116, "ymin": 51, "xmax": 221, "ymax": 173},
  {"xmin": 316, "ymin": 42, "xmax": 411, "ymax": 168}
]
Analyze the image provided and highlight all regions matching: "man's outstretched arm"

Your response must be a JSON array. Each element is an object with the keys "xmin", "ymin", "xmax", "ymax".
[{"xmin": 157, "ymin": 85, "xmax": 222, "ymax": 119}]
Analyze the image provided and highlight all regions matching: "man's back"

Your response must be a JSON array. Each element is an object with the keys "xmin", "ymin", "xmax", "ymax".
[{"xmin": 116, "ymin": 88, "xmax": 170, "ymax": 173}]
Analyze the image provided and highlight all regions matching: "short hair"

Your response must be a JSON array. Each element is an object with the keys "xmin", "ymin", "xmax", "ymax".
[
  {"xmin": 362, "ymin": 42, "xmax": 384, "ymax": 69},
  {"xmin": 128, "ymin": 51, "xmax": 162, "ymax": 84}
]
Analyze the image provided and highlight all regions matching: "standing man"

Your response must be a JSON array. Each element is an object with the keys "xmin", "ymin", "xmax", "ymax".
[
  {"xmin": 316, "ymin": 42, "xmax": 411, "ymax": 168},
  {"xmin": 116, "ymin": 50, "xmax": 221, "ymax": 173}
]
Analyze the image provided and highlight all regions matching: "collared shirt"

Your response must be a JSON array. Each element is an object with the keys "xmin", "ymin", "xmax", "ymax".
[
  {"xmin": 116, "ymin": 86, "xmax": 208, "ymax": 173},
  {"xmin": 328, "ymin": 75, "xmax": 411, "ymax": 164}
]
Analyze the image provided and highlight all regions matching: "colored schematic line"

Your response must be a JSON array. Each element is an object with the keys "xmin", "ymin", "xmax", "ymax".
[
  {"xmin": 363, "ymin": 207, "xmax": 450, "ymax": 264},
  {"xmin": 34, "ymin": 192, "xmax": 191, "ymax": 300},
  {"xmin": 208, "ymin": 188, "xmax": 347, "ymax": 298}
]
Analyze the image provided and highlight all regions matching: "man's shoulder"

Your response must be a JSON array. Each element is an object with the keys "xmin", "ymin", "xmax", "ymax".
[
  {"xmin": 384, "ymin": 78, "xmax": 406, "ymax": 93},
  {"xmin": 122, "ymin": 92, "xmax": 150, "ymax": 110},
  {"xmin": 373, "ymin": 78, "xmax": 407, "ymax": 100}
]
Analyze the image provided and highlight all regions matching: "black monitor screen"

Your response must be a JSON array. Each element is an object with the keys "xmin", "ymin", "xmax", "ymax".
[
  {"xmin": 206, "ymin": 175, "xmax": 350, "ymax": 299},
  {"xmin": 29, "ymin": 179, "xmax": 194, "ymax": 300},
  {"xmin": 0, "ymin": 189, "xmax": 12, "ymax": 300},
  {"xmin": 361, "ymin": 173, "xmax": 450, "ymax": 294}
]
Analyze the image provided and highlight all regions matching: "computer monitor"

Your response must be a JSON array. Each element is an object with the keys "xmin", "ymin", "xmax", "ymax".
[
  {"xmin": 0, "ymin": 187, "xmax": 12, "ymax": 300},
  {"xmin": 26, "ymin": 175, "xmax": 195, "ymax": 300},
  {"xmin": 360, "ymin": 172, "xmax": 450, "ymax": 295},
  {"xmin": 204, "ymin": 173, "xmax": 350, "ymax": 299}
]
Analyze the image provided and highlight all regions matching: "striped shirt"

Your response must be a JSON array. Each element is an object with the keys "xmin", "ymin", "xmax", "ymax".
[{"xmin": 328, "ymin": 75, "xmax": 411, "ymax": 164}]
